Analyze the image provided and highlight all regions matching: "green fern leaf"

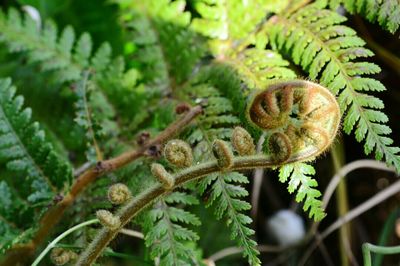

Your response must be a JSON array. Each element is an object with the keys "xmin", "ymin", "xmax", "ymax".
[
  {"xmin": 0, "ymin": 8, "xmax": 146, "ymax": 143},
  {"xmin": 329, "ymin": 0, "xmax": 400, "ymax": 34},
  {"xmin": 143, "ymin": 192, "xmax": 201, "ymax": 266},
  {"xmin": 267, "ymin": 4, "xmax": 400, "ymax": 171},
  {"xmin": 0, "ymin": 78, "xmax": 72, "ymax": 199},
  {"xmin": 74, "ymin": 72, "xmax": 104, "ymax": 162},
  {"xmin": 279, "ymin": 163, "xmax": 325, "ymax": 221},
  {"xmin": 225, "ymin": 48, "xmax": 297, "ymax": 90},
  {"xmin": 199, "ymin": 172, "xmax": 261, "ymax": 265}
]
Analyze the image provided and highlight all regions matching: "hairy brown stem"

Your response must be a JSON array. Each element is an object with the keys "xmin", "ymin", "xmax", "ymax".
[{"xmin": 0, "ymin": 105, "xmax": 202, "ymax": 266}]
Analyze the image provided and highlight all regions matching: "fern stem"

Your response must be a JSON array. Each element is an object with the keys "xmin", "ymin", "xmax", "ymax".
[
  {"xmin": 31, "ymin": 219, "xmax": 99, "ymax": 266},
  {"xmin": 75, "ymin": 151, "xmax": 325, "ymax": 265},
  {"xmin": 20, "ymin": 106, "xmax": 203, "ymax": 263}
]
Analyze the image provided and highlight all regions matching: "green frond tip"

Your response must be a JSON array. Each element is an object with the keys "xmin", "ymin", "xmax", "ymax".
[
  {"xmin": 199, "ymin": 172, "xmax": 261, "ymax": 265},
  {"xmin": 0, "ymin": 78, "xmax": 73, "ymax": 203},
  {"xmin": 279, "ymin": 163, "xmax": 325, "ymax": 221},
  {"xmin": 267, "ymin": 4, "xmax": 400, "ymax": 172},
  {"xmin": 143, "ymin": 192, "xmax": 201, "ymax": 265},
  {"xmin": 329, "ymin": 0, "xmax": 400, "ymax": 34}
]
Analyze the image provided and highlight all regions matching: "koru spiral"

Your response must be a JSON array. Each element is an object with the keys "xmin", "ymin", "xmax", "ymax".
[{"xmin": 246, "ymin": 80, "xmax": 341, "ymax": 163}]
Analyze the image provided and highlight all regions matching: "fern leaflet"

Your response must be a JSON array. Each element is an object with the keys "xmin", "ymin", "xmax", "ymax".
[
  {"xmin": 143, "ymin": 192, "xmax": 201, "ymax": 266},
  {"xmin": 279, "ymin": 163, "xmax": 325, "ymax": 221},
  {"xmin": 329, "ymin": 0, "xmax": 400, "ymax": 34},
  {"xmin": 199, "ymin": 172, "xmax": 261, "ymax": 265},
  {"xmin": 0, "ymin": 78, "xmax": 72, "ymax": 200}
]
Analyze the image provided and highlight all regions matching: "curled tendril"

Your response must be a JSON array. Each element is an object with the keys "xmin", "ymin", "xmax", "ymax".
[
  {"xmin": 108, "ymin": 183, "xmax": 131, "ymax": 205},
  {"xmin": 164, "ymin": 139, "xmax": 193, "ymax": 167},
  {"xmin": 50, "ymin": 248, "xmax": 77, "ymax": 266},
  {"xmin": 96, "ymin": 210, "xmax": 121, "ymax": 230},
  {"xmin": 231, "ymin": 126, "xmax": 255, "ymax": 155},
  {"xmin": 247, "ymin": 80, "xmax": 340, "ymax": 162},
  {"xmin": 151, "ymin": 163, "xmax": 175, "ymax": 189}
]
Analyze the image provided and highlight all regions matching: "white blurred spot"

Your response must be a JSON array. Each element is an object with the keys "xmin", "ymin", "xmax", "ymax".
[
  {"xmin": 267, "ymin": 209, "xmax": 305, "ymax": 247},
  {"xmin": 22, "ymin": 5, "xmax": 41, "ymax": 28}
]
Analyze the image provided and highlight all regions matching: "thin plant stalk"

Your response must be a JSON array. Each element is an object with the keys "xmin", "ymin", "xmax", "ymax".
[{"xmin": 31, "ymin": 219, "xmax": 99, "ymax": 266}]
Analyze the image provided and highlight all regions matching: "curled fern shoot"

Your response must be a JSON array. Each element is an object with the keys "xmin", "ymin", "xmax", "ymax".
[
  {"xmin": 164, "ymin": 139, "xmax": 193, "ymax": 168},
  {"xmin": 247, "ymin": 80, "xmax": 340, "ymax": 163}
]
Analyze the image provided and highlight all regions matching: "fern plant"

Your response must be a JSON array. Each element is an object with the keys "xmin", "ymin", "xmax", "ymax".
[{"xmin": 0, "ymin": 0, "xmax": 399, "ymax": 265}]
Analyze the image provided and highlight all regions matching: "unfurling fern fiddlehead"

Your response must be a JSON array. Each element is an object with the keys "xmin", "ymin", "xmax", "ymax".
[
  {"xmin": 247, "ymin": 80, "xmax": 340, "ymax": 163},
  {"xmin": 75, "ymin": 80, "xmax": 341, "ymax": 266}
]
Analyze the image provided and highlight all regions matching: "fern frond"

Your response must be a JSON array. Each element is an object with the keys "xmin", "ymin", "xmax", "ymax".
[
  {"xmin": 0, "ymin": 78, "xmax": 72, "ymax": 249},
  {"xmin": 143, "ymin": 192, "xmax": 201, "ymax": 266},
  {"xmin": 0, "ymin": 8, "xmax": 81, "ymax": 82},
  {"xmin": 279, "ymin": 163, "xmax": 325, "ymax": 221},
  {"xmin": 116, "ymin": 0, "xmax": 204, "ymax": 89},
  {"xmin": 267, "ymin": 4, "xmax": 400, "ymax": 171},
  {"xmin": 199, "ymin": 172, "xmax": 261, "ymax": 265},
  {"xmin": 329, "ymin": 0, "xmax": 400, "ymax": 34},
  {"xmin": 0, "ymin": 78, "xmax": 72, "ymax": 200},
  {"xmin": 0, "ymin": 8, "xmax": 147, "ymax": 143}
]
